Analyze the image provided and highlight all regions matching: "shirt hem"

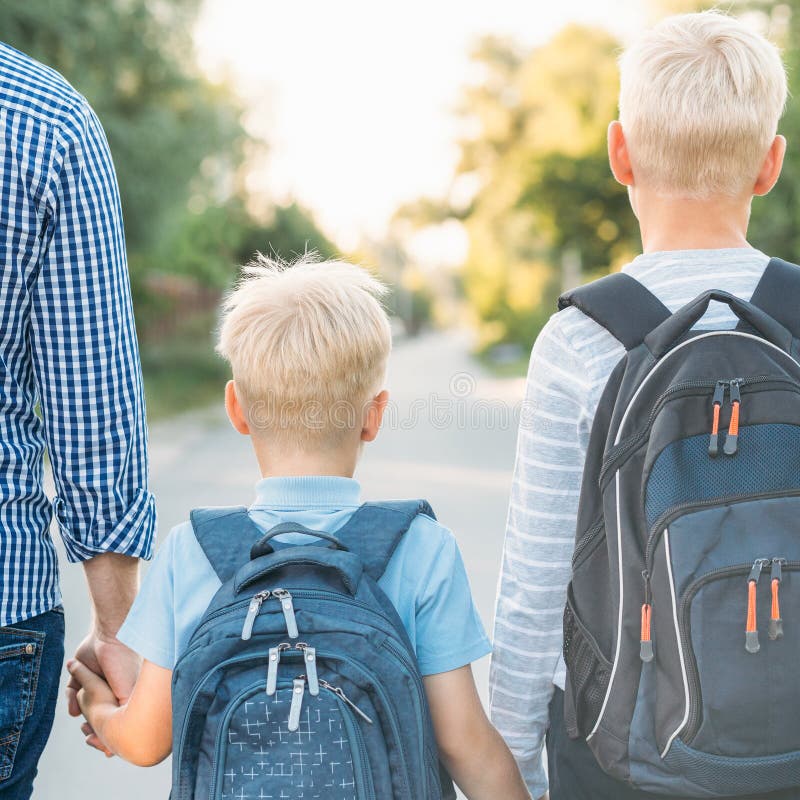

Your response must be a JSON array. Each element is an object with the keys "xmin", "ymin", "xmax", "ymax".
[{"xmin": 417, "ymin": 637, "xmax": 492, "ymax": 676}]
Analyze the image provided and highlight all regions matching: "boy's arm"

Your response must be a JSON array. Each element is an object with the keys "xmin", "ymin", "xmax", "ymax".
[
  {"xmin": 489, "ymin": 317, "xmax": 599, "ymax": 797},
  {"xmin": 424, "ymin": 665, "xmax": 531, "ymax": 800},
  {"xmin": 68, "ymin": 658, "xmax": 173, "ymax": 767}
]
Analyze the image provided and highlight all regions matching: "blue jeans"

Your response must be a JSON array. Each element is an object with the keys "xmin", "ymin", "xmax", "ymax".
[
  {"xmin": 546, "ymin": 687, "xmax": 799, "ymax": 800},
  {"xmin": 0, "ymin": 609, "xmax": 64, "ymax": 800}
]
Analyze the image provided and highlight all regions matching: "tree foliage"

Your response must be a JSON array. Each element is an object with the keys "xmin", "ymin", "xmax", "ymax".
[
  {"xmin": 0, "ymin": 0, "xmax": 335, "ymax": 295},
  {"xmin": 451, "ymin": 26, "xmax": 638, "ymax": 350}
]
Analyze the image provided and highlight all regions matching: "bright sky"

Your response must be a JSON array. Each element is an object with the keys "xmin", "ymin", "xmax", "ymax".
[{"xmin": 195, "ymin": 0, "xmax": 648, "ymax": 252}]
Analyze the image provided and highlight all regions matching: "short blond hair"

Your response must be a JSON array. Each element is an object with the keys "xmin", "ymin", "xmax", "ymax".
[
  {"xmin": 619, "ymin": 10, "xmax": 787, "ymax": 198},
  {"xmin": 217, "ymin": 253, "xmax": 391, "ymax": 448}
]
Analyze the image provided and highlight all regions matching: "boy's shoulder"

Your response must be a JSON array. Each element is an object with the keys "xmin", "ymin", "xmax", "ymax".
[
  {"xmin": 400, "ymin": 510, "xmax": 455, "ymax": 554},
  {"xmin": 389, "ymin": 510, "xmax": 463, "ymax": 586},
  {"xmin": 161, "ymin": 506, "xmax": 456, "ymax": 575}
]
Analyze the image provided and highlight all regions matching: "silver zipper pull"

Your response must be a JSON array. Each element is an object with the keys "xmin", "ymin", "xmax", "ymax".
[
  {"xmin": 241, "ymin": 591, "xmax": 270, "ymax": 640},
  {"xmin": 320, "ymin": 679, "xmax": 373, "ymax": 724},
  {"xmin": 287, "ymin": 676, "xmax": 305, "ymax": 731},
  {"xmin": 297, "ymin": 644, "xmax": 319, "ymax": 695},
  {"xmin": 273, "ymin": 588, "xmax": 299, "ymax": 639},
  {"xmin": 266, "ymin": 643, "xmax": 291, "ymax": 696}
]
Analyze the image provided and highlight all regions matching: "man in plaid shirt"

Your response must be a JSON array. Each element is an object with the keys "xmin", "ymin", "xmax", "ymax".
[{"xmin": 0, "ymin": 42, "xmax": 155, "ymax": 798}]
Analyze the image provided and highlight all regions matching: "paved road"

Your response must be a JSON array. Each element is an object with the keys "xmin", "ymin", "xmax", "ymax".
[{"xmin": 34, "ymin": 330, "xmax": 525, "ymax": 799}]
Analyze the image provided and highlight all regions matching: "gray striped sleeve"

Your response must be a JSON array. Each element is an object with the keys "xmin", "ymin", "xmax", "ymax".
[{"xmin": 489, "ymin": 309, "xmax": 622, "ymax": 797}]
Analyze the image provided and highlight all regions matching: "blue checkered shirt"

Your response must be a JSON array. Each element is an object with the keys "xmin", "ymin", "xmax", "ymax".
[{"xmin": 0, "ymin": 43, "xmax": 155, "ymax": 625}]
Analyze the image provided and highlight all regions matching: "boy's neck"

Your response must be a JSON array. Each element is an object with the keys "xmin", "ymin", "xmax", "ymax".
[
  {"xmin": 251, "ymin": 438, "xmax": 360, "ymax": 480},
  {"xmin": 634, "ymin": 188, "xmax": 752, "ymax": 254}
]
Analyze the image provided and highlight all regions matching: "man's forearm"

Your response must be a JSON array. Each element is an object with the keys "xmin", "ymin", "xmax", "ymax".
[{"xmin": 82, "ymin": 553, "xmax": 140, "ymax": 637}]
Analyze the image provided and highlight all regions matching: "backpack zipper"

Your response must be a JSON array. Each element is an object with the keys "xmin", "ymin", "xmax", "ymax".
[
  {"xmin": 600, "ymin": 377, "xmax": 800, "ymax": 485},
  {"xmin": 241, "ymin": 587, "xmax": 298, "ymax": 640},
  {"xmin": 191, "ymin": 587, "xmax": 390, "ymax": 648},
  {"xmin": 572, "ymin": 518, "xmax": 605, "ymax": 567},
  {"xmin": 678, "ymin": 560, "xmax": 800, "ymax": 745},
  {"xmin": 644, "ymin": 488, "xmax": 800, "ymax": 578}
]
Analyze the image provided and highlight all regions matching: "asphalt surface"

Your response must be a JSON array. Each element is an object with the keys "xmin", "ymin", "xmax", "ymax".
[{"xmin": 33, "ymin": 330, "xmax": 525, "ymax": 799}]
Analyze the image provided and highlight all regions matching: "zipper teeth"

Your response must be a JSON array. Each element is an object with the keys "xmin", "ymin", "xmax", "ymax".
[
  {"xmin": 383, "ymin": 638, "xmax": 436, "ymax": 780},
  {"xmin": 330, "ymin": 686, "xmax": 376, "ymax": 800},
  {"xmin": 600, "ymin": 377, "xmax": 799, "ymax": 484},
  {"xmin": 208, "ymin": 680, "xmax": 265, "ymax": 799},
  {"xmin": 680, "ymin": 562, "xmax": 800, "ymax": 744},
  {"xmin": 572, "ymin": 518, "xmax": 605, "ymax": 566},
  {"xmin": 187, "ymin": 588, "xmax": 396, "ymax": 651},
  {"xmin": 645, "ymin": 488, "xmax": 800, "ymax": 575}
]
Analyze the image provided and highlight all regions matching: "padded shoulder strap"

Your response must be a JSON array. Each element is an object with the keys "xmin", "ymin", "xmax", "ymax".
[
  {"xmin": 333, "ymin": 500, "xmax": 435, "ymax": 582},
  {"xmin": 190, "ymin": 506, "xmax": 264, "ymax": 583},
  {"xmin": 739, "ymin": 257, "xmax": 800, "ymax": 339},
  {"xmin": 558, "ymin": 273, "xmax": 671, "ymax": 351}
]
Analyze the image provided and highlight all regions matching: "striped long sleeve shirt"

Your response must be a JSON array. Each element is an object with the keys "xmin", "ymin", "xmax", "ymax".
[
  {"xmin": 0, "ymin": 43, "xmax": 155, "ymax": 625},
  {"xmin": 489, "ymin": 247, "xmax": 771, "ymax": 798}
]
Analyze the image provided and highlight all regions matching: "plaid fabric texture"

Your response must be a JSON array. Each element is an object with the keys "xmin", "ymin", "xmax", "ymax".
[{"xmin": 0, "ymin": 42, "xmax": 155, "ymax": 625}]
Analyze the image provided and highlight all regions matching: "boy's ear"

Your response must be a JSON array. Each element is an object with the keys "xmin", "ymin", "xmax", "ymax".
[
  {"xmin": 225, "ymin": 380, "xmax": 251, "ymax": 435},
  {"xmin": 361, "ymin": 389, "xmax": 389, "ymax": 443},
  {"xmin": 753, "ymin": 134, "xmax": 786, "ymax": 197},
  {"xmin": 608, "ymin": 121, "xmax": 635, "ymax": 187}
]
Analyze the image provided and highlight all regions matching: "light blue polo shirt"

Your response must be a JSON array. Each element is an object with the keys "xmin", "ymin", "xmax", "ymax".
[{"xmin": 118, "ymin": 476, "xmax": 491, "ymax": 676}]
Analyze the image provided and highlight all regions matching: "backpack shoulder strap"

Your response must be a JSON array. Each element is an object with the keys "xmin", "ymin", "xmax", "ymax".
[
  {"xmin": 190, "ymin": 506, "xmax": 264, "ymax": 583},
  {"xmin": 558, "ymin": 272, "xmax": 671, "ymax": 351},
  {"xmin": 739, "ymin": 257, "xmax": 800, "ymax": 339},
  {"xmin": 334, "ymin": 500, "xmax": 435, "ymax": 582}
]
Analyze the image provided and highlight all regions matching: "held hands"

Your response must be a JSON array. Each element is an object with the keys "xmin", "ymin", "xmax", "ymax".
[
  {"xmin": 65, "ymin": 630, "xmax": 141, "ymax": 757},
  {"xmin": 66, "ymin": 658, "xmax": 120, "ymax": 756}
]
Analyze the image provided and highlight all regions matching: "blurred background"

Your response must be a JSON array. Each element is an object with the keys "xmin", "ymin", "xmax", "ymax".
[{"xmin": 1, "ymin": 0, "xmax": 799, "ymax": 797}]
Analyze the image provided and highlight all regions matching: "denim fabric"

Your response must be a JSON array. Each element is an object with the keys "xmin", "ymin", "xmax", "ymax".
[
  {"xmin": 0, "ymin": 609, "xmax": 64, "ymax": 800},
  {"xmin": 547, "ymin": 689, "xmax": 799, "ymax": 800}
]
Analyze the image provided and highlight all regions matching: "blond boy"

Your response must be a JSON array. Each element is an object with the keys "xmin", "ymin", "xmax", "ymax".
[
  {"xmin": 69, "ymin": 255, "xmax": 530, "ymax": 800},
  {"xmin": 491, "ymin": 11, "xmax": 794, "ymax": 800}
]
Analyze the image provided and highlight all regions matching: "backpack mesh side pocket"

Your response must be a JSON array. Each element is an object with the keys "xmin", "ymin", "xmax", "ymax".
[{"xmin": 563, "ymin": 592, "xmax": 611, "ymax": 739}]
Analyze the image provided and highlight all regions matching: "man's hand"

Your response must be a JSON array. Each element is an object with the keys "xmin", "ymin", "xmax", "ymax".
[{"xmin": 66, "ymin": 631, "xmax": 140, "ymax": 716}]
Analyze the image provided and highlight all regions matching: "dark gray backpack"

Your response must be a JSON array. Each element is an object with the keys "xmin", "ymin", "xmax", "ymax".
[{"xmin": 559, "ymin": 258, "xmax": 800, "ymax": 796}]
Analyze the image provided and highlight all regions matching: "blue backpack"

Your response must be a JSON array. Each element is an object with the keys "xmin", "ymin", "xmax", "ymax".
[{"xmin": 170, "ymin": 500, "xmax": 455, "ymax": 800}]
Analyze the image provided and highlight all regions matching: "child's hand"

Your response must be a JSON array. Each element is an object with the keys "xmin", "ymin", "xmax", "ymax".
[{"xmin": 66, "ymin": 659, "xmax": 120, "ymax": 755}]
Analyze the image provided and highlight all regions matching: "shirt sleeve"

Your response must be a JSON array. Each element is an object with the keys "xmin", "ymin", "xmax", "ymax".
[
  {"xmin": 117, "ymin": 532, "xmax": 177, "ymax": 669},
  {"xmin": 31, "ymin": 98, "xmax": 155, "ymax": 562},
  {"xmin": 489, "ymin": 315, "xmax": 595, "ymax": 799},
  {"xmin": 414, "ymin": 529, "xmax": 492, "ymax": 676}
]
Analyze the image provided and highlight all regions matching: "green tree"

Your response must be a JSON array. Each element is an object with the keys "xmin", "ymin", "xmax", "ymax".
[
  {"xmin": 452, "ymin": 26, "xmax": 635, "ymax": 350},
  {"xmin": 1, "ymin": 0, "xmax": 244, "ymax": 261},
  {"xmin": 0, "ymin": 0, "xmax": 337, "ymax": 415}
]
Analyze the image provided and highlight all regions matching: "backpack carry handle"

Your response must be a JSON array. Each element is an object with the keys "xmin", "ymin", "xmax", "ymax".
[
  {"xmin": 645, "ymin": 290, "xmax": 796, "ymax": 360},
  {"xmin": 250, "ymin": 523, "xmax": 348, "ymax": 560},
  {"xmin": 235, "ymin": 547, "xmax": 363, "ymax": 595}
]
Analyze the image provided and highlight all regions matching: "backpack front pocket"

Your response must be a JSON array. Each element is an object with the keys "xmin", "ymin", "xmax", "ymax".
[
  {"xmin": 211, "ymin": 681, "xmax": 376, "ymax": 800},
  {"xmin": 676, "ymin": 560, "xmax": 800, "ymax": 755},
  {"xmin": 644, "ymin": 494, "xmax": 800, "ymax": 794}
]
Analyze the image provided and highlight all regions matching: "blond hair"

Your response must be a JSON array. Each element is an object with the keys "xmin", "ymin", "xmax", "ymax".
[
  {"xmin": 618, "ymin": 10, "xmax": 787, "ymax": 198},
  {"xmin": 217, "ymin": 253, "xmax": 391, "ymax": 448}
]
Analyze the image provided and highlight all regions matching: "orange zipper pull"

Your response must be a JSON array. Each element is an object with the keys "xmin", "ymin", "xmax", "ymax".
[
  {"xmin": 640, "ymin": 570, "xmax": 653, "ymax": 662},
  {"xmin": 724, "ymin": 379, "xmax": 741, "ymax": 456},
  {"xmin": 746, "ymin": 558, "xmax": 768, "ymax": 653},
  {"xmin": 708, "ymin": 381, "xmax": 725, "ymax": 457},
  {"xmin": 769, "ymin": 558, "xmax": 785, "ymax": 641}
]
